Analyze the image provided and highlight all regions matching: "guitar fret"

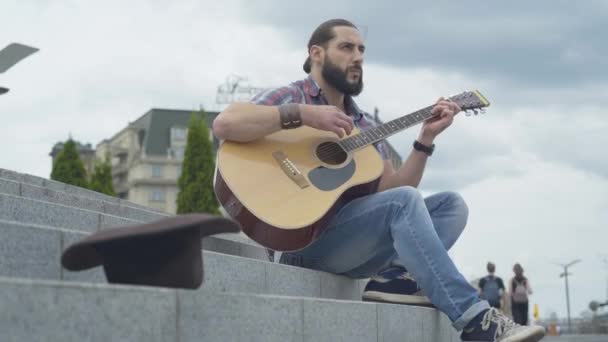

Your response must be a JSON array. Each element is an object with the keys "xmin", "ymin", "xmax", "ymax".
[
  {"xmin": 421, "ymin": 108, "xmax": 433, "ymax": 118},
  {"xmin": 387, "ymin": 121, "xmax": 398, "ymax": 133},
  {"xmin": 354, "ymin": 136, "xmax": 363, "ymax": 148},
  {"xmin": 344, "ymin": 138, "xmax": 354, "ymax": 151},
  {"xmin": 379, "ymin": 126, "xmax": 390, "ymax": 135},
  {"xmin": 371, "ymin": 127, "xmax": 382, "ymax": 140},
  {"xmin": 404, "ymin": 115, "xmax": 415, "ymax": 126}
]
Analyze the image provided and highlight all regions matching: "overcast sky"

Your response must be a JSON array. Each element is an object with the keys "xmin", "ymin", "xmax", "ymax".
[{"xmin": 2, "ymin": 0, "xmax": 607, "ymax": 320}]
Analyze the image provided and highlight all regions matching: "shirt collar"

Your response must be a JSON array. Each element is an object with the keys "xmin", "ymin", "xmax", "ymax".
[{"xmin": 303, "ymin": 75, "xmax": 364, "ymax": 120}]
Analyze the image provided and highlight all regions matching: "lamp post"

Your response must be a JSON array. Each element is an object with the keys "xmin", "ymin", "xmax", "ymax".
[
  {"xmin": 603, "ymin": 257, "xmax": 608, "ymax": 302},
  {"xmin": 557, "ymin": 259, "xmax": 581, "ymax": 334}
]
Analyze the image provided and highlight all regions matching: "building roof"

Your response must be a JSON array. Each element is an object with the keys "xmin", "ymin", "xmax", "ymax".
[
  {"xmin": 130, "ymin": 108, "xmax": 219, "ymax": 156},
  {"xmin": 49, "ymin": 140, "xmax": 96, "ymax": 157}
]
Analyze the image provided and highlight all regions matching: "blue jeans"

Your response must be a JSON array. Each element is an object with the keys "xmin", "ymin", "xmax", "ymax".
[{"xmin": 280, "ymin": 186, "xmax": 489, "ymax": 330}]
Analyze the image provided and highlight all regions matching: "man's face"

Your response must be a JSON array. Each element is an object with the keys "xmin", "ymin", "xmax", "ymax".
[{"xmin": 320, "ymin": 26, "xmax": 364, "ymax": 96}]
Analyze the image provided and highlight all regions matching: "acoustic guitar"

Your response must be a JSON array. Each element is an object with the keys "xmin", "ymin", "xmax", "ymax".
[{"xmin": 215, "ymin": 91, "xmax": 490, "ymax": 251}]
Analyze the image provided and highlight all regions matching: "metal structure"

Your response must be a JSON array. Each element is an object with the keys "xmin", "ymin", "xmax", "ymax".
[
  {"xmin": 215, "ymin": 74, "xmax": 270, "ymax": 105},
  {"xmin": 0, "ymin": 42, "xmax": 39, "ymax": 96}
]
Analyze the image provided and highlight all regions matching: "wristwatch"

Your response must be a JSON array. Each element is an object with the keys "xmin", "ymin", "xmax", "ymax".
[{"xmin": 413, "ymin": 140, "xmax": 435, "ymax": 156}]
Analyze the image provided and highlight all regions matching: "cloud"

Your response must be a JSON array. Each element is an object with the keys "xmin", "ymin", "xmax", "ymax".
[{"xmin": 241, "ymin": 1, "xmax": 608, "ymax": 87}]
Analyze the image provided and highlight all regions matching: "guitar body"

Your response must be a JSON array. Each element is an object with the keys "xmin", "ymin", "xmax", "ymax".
[{"xmin": 215, "ymin": 126, "xmax": 384, "ymax": 251}]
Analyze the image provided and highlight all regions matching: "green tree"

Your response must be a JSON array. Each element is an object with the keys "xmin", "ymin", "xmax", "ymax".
[
  {"xmin": 177, "ymin": 111, "xmax": 219, "ymax": 214},
  {"xmin": 50, "ymin": 139, "xmax": 88, "ymax": 188},
  {"xmin": 89, "ymin": 155, "xmax": 116, "ymax": 196}
]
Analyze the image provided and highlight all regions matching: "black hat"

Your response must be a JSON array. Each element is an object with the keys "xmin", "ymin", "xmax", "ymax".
[{"xmin": 61, "ymin": 214, "xmax": 241, "ymax": 289}]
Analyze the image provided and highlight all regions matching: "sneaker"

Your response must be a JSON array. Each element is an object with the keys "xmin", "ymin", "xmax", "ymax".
[
  {"xmin": 362, "ymin": 267, "xmax": 433, "ymax": 307},
  {"xmin": 461, "ymin": 308, "xmax": 545, "ymax": 342}
]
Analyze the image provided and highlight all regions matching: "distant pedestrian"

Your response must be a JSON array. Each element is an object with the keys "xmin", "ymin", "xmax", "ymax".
[
  {"xmin": 510, "ymin": 263, "xmax": 533, "ymax": 325},
  {"xmin": 478, "ymin": 262, "xmax": 506, "ymax": 309}
]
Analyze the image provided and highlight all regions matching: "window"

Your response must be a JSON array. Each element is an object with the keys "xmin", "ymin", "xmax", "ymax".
[
  {"xmin": 173, "ymin": 147, "xmax": 185, "ymax": 160},
  {"xmin": 151, "ymin": 164, "xmax": 163, "ymax": 178},
  {"xmin": 171, "ymin": 127, "xmax": 187, "ymax": 141},
  {"xmin": 149, "ymin": 188, "xmax": 165, "ymax": 202}
]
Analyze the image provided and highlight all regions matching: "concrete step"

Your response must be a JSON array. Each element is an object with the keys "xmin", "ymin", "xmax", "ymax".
[
  {"xmin": 0, "ymin": 220, "xmax": 366, "ymax": 301},
  {"xmin": 0, "ymin": 189, "xmax": 269, "ymax": 260},
  {"xmin": 0, "ymin": 276, "xmax": 458, "ymax": 342},
  {"xmin": 0, "ymin": 168, "xmax": 167, "ymax": 215},
  {"xmin": 0, "ymin": 176, "xmax": 169, "ymax": 223}
]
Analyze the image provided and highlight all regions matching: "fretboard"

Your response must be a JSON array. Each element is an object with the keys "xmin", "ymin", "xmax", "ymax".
[{"xmin": 339, "ymin": 105, "xmax": 435, "ymax": 152}]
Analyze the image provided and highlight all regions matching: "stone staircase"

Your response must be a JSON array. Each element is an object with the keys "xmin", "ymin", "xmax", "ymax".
[{"xmin": 0, "ymin": 168, "xmax": 460, "ymax": 341}]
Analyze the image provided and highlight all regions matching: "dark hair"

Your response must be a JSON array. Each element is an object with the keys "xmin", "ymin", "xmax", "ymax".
[
  {"xmin": 487, "ymin": 262, "xmax": 495, "ymax": 273},
  {"xmin": 303, "ymin": 19, "xmax": 358, "ymax": 73},
  {"xmin": 513, "ymin": 263, "xmax": 524, "ymax": 274}
]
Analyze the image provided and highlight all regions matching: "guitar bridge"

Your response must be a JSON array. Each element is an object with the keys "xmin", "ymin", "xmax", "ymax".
[{"xmin": 272, "ymin": 151, "xmax": 309, "ymax": 189}]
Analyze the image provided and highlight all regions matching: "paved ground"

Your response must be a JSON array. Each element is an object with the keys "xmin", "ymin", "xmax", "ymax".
[{"xmin": 544, "ymin": 335, "xmax": 608, "ymax": 342}]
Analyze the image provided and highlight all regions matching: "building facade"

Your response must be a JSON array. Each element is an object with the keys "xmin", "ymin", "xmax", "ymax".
[
  {"xmin": 96, "ymin": 108, "xmax": 219, "ymax": 214},
  {"xmin": 49, "ymin": 140, "xmax": 97, "ymax": 178}
]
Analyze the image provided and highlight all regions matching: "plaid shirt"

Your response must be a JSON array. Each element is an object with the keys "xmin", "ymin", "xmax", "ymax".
[{"xmin": 250, "ymin": 75, "xmax": 390, "ymax": 160}]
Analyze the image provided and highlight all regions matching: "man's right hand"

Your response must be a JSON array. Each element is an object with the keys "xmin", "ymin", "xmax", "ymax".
[{"xmin": 299, "ymin": 104, "xmax": 354, "ymax": 138}]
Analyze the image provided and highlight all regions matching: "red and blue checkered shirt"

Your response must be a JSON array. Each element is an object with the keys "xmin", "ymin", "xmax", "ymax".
[{"xmin": 250, "ymin": 75, "xmax": 390, "ymax": 160}]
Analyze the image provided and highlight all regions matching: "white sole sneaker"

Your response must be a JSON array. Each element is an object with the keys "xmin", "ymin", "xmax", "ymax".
[
  {"xmin": 362, "ymin": 290, "xmax": 434, "ymax": 307},
  {"xmin": 501, "ymin": 325, "xmax": 545, "ymax": 342}
]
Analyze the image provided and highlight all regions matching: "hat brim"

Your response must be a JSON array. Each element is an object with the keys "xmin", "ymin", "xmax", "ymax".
[{"xmin": 61, "ymin": 213, "xmax": 241, "ymax": 271}]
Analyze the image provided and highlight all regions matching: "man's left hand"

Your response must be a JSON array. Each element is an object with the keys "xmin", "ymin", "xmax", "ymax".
[{"xmin": 419, "ymin": 97, "xmax": 461, "ymax": 143}]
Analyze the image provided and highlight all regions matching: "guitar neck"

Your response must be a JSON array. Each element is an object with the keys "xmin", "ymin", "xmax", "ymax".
[{"xmin": 339, "ymin": 105, "xmax": 436, "ymax": 152}]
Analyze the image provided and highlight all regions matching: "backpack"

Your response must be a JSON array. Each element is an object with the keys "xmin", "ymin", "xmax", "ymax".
[
  {"xmin": 480, "ymin": 276, "xmax": 501, "ymax": 305},
  {"xmin": 512, "ymin": 278, "xmax": 528, "ymax": 303}
]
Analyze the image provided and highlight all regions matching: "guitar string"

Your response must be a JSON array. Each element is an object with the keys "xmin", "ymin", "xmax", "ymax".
[{"xmin": 313, "ymin": 102, "xmax": 479, "ymax": 159}]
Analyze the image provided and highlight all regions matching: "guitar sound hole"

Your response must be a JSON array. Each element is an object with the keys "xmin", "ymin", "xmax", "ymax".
[{"xmin": 316, "ymin": 142, "xmax": 347, "ymax": 165}]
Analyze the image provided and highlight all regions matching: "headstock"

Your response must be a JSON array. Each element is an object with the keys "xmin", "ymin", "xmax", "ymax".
[{"xmin": 450, "ymin": 90, "xmax": 490, "ymax": 116}]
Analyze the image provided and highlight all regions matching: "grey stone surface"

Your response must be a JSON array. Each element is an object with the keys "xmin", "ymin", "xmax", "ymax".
[
  {"xmin": 21, "ymin": 173, "xmax": 46, "ymax": 187},
  {"xmin": 266, "ymin": 263, "xmax": 321, "ymax": 297},
  {"xmin": 302, "ymin": 299, "xmax": 377, "ymax": 342},
  {"xmin": 99, "ymin": 213, "xmax": 139, "ymax": 229},
  {"xmin": 0, "ymin": 278, "xmax": 177, "ymax": 342},
  {"xmin": 119, "ymin": 198, "xmax": 167, "ymax": 213},
  {"xmin": 0, "ymin": 221, "xmax": 363, "ymax": 301},
  {"xmin": 203, "ymin": 251, "xmax": 266, "ymax": 294},
  {"xmin": 21, "ymin": 183, "xmax": 105, "ymax": 213},
  {"xmin": 320, "ymin": 271, "xmax": 363, "ymax": 300},
  {"xmin": 0, "ymin": 221, "xmax": 62, "ymax": 280},
  {"xmin": 420, "ymin": 309, "xmax": 455, "ymax": 342},
  {"xmin": 377, "ymin": 303, "xmax": 426, "ymax": 342},
  {"xmin": 178, "ymin": 290, "xmax": 303, "ymax": 342},
  {"xmin": 0, "ymin": 178, "xmax": 20, "ymax": 196},
  {"xmin": 43, "ymin": 178, "xmax": 67, "ymax": 192},
  {"xmin": 63, "ymin": 183, "xmax": 121, "ymax": 203},
  {"xmin": 0, "ymin": 168, "xmax": 24, "ymax": 183},
  {"xmin": 203, "ymin": 235, "xmax": 242, "ymax": 256},
  {"xmin": 0, "ymin": 193, "xmax": 99, "ymax": 232},
  {"xmin": 103, "ymin": 201, "xmax": 168, "ymax": 222},
  {"xmin": 239, "ymin": 242, "xmax": 270, "ymax": 260}
]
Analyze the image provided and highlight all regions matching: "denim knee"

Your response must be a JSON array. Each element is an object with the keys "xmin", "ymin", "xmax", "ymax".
[
  {"xmin": 391, "ymin": 186, "xmax": 425, "ymax": 205},
  {"xmin": 443, "ymin": 191, "xmax": 469, "ymax": 224}
]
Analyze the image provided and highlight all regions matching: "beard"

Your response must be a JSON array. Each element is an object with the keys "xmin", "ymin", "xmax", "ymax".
[{"xmin": 321, "ymin": 57, "xmax": 363, "ymax": 96}]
